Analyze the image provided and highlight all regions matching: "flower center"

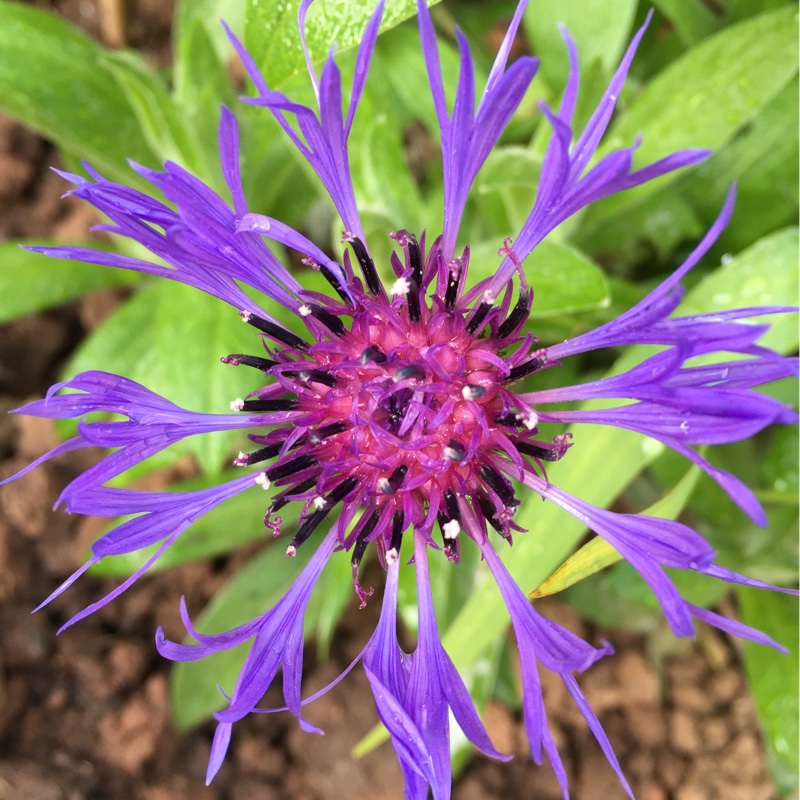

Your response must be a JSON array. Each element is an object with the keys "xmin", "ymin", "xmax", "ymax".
[{"xmin": 226, "ymin": 232, "xmax": 571, "ymax": 568}]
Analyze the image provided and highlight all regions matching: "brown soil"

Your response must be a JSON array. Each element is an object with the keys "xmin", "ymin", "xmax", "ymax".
[{"xmin": 0, "ymin": 2, "xmax": 780, "ymax": 799}]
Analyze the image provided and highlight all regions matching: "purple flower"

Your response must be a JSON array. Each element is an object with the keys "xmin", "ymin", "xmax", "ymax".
[{"xmin": 3, "ymin": 0, "xmax": 797, "ymax": 796}]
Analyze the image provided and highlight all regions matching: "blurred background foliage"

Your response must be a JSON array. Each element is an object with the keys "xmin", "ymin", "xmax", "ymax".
[{"xmin": 0, "ymin": 0, "xmax": 797, "ymax": 794}]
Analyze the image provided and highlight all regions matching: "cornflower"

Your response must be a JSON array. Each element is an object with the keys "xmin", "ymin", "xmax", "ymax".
[{"xmin": 3, "ymin": 1, "xmax": 797, "ymax": 797}]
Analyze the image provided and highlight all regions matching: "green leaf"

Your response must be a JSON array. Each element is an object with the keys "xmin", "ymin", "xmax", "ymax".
[
  {"xmin": 172, "ymin": 1, "xmax": 241, "ymax": 184},
  {"xmin": 531, "ymin": 536, "xmax": 621, "ymax": 598},
  {"xmin": 760, "ymin": 427, "xmax": 799, "ymax": 499},
  {"xmin": 99, "ymin": 50, "xmax": 207, "ymax": 177},
  {"xmin": 679, "ymin": 227, "xmax": 799, "ymax": 355},
  {"xmin": 0, "ymin": 241, "xmax": 141, "ymax": 323},
  {"xmin": 468, "ymin": 239, "xmax": 610, "ymax": 318},
  {"xmin": 578, "ymin": 5, "xmax": 799, "ymax": 237},
  {"xmin": 63, "ymin": 280, "xmax": 262, "ymax": 474},
  {"xmin": 174, "ymin": 0, "xmax": 244, "ymax": 71},
  {"xmin": 729, "ymin": 0, "xmax": 791, "ymax": 24},
  {"xmin": 348, "ymin": 83, "xmax": 426, "ymax": 236},
  {"xmin": 680, "ymin": 78, "xmax": 799, "ymax": 256},
  {"xmin": 523, "ymin": 0, "xmax": 638, "ymax": 93},
  {"xmin": 244, "ymin": 0, "xmax": 436, "ymax": 88},
  {"xmin": 531, "ymin": 463, "xmax": 702, "ymax": 598},
  {"xmin": 738, "ymin": 586, "xmax": 799, "ymax": 796},
  {"xmin": 0, "ymin": 3, "xmax": 157, "ymax": 184},
  {"xmin": 578, "ymin": 77, "xmax": 798, "ymax": 264},
  {"xmin": 651, "ymin": 0, "xmax": 720, "ymax": 47},
  {"xmin": 170, "ymin": 541, "xmax": 315, "ymax": 730}
]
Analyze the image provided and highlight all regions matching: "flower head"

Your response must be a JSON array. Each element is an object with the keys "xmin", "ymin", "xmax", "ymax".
[{"xmin": 3, "ymin": 1, "xmax": 797, "ymax": 797}]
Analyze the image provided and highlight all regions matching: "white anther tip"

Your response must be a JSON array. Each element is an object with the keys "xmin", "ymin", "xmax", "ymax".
[
  {"xmin": 391, "ymin": 277, "xmax": 411, "ymax": 296},
  {"xmin": 522, "ymin": 411, "xmax": 539, "ymax": 430},
  {"xmin": 442, "ymin": 520, "xmax": 461, "ymax": 540}
]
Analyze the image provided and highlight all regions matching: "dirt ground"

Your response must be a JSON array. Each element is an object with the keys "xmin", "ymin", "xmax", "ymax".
[{"xmin": 0, "ymin": 1, "xmax": 783, "ymax": 799}]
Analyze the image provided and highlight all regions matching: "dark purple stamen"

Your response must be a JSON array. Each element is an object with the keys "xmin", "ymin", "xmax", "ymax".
[
  {"xmin": 479, "ymin": 464, "xmax": 519, "ymax": 508},
  {"xmin": 497, "ymin": 289, "xmax": 531, "ymax": 339},
  {"xmin": 235, "ymin": 443, "xmax": 284, "ymax": 465},
  {"xmin": 242, "ymin": 311, "xmax": 309, "ymax": 351},
  {"xmin": 466, "ymin": 300, "xmax": 492, "ymax": 335},
  {"xmin": 444, "ymin": 439, "xmax": 466, "ymax": 461},
  {"xmin": 445, "ymin": 266, "xmax": 459, "ymax": 308},
  {"xmin": 395, "ymin": 364, "xmax": 426, "ymax": 382},
  {"xmin": 462, "ymin": 384, "xmax": 485, "ymax": 400},
  {"xmin": 379, "ymin": 464, "xmax": 408, "ymax": 495},
  {"xmin": 289, "ymin": 476, "xmax": 359, "ymax": 551},
  {"xmin": 389, "ymin": 510, "xmax": 404, "ymax": 554},
  {"xmin": 443, "ymin": 488, "xmax": 460, "ymax": 523},
  {"xmin": 319, "ymin": 265, "xmax": 354, "ymax": 307},
  {"xmin": 221, "ymin": 354, "xmax": 278, "ymax": 371},
  {"xmin": 507, "ymin": 354, "xmax": 548, "ymax": 382},
  {"xmin": 267, "ymin": 476, "xmax": 317, "ymax": 516},
  {"xmin": 351, "ymin": 506, "xmax": 382, "ymax": 568},
  {"xmin": 476, "ymin": 492, "xmax": 504, "ymax": 533},
  {"xmin": 308, "ymin": 421, "xmax": 349, "ymax": 444},
  {"xmin": 436, "ymin": 511, "xmax": 460, "ymax": 562},
  {"xmin": 240, "ymin": 398, "xmax": 299, "ymax": 412},
  {"xmin": 515, "ymin": 441, "xmax": 566, "ymax": 462},
  {"xmin": 267, "ymin": 453, "xmax": 317, "ymax": 481},
  {"xmin": 304, "ymin": 303, "xmax": 347, "ymax": 336},
  {"xmin": 360, "ymin": 345, "xmax": 387, "ymax": 365},
  {"xmin": 495, "ymin": 412, "xmax": 523, "ymax": 427},
  {"xmin": 292, "ymin": 368, "xmax": 337, "ymax": 388},
  {"xmin": 406, "ymin": 234, "xmax": 423, "ymax": 322},
  {"xmin": 350, "ymin": 237, "xmax": 383, "ymax": 296}
]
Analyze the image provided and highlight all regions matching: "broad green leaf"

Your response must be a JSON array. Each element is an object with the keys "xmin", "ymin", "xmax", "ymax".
[
  {"xmin": 680, "ymin": 78, "xmax": 799, "ymax": 256},
  {"xmin": 370, "ymin": 23, "xmax": 450, "ymax": 133},
  {"xmin": 531, "ymin": 536, "xmax": 621, "ymax": 598},
  {"xmin": 738, "ymin": 586, "xmax": 799, "ymax": 796},
  {"xmin": 523, "ymin": 0, "xmax": 637, "ymax": 94},
  {"xmin": 679, "ymin": 227, "xmax": 799, "ymax": 355},
  {"xmin": 0, "ymin": 3, "xmax": 157, "ymax": 184},
  {"xmin": 63, "ymin": 280, "xmax": 262, "ymax": 474},
  {"xmin": 760, "ymin": 427, "xmax": 799, "ymax": 499},
  {"xmin": 174, "ymin": 0, "xmax": 244, "ymax": 72},
  {"xmin": 349, "ymin": 84, "xmax": 426, "ymax": 236},
  {"xmin": 652, "ymin": 0, "xmax": 720, "ymax": 46},
  {"xmin": 238, "ymin": 108, "xmax": 319, "ymax": 224},
  {"xmin": 468, "ymin": 240, "xmax": 610, "ymax": 318},
  {"xmin": 475, "ymin": 147, "xmax": 541, "ymax": 194},
  {"xmin": 0, "ymin": 241, "xmax": 141, "ymax": 323},
  {"xmin": 729, "ymin": 0, "xmax": 791, "ymax": 24},
  {"xmin": 170, "ymin": 541, "xmax": 315, "ymax": 730},
  {"xmin": 578, "ymin": 5, "xmax": 798, "ymax": 236},
  {"xmin": 89, "ymin": 471, "xmax": 298, "ymax": 577},
  {"xmin": 100, "ymin": 51, "xmax": 207, "ymax": 178},
  {"xmin": 245, "ymin": 0, "xmax": 437, "ymax": 88},
  {"xmin": 173, "ymin": 3, "xmax": 241, "ymax": 184},
  {"xmin": 578, "ymin": 77, "xmax": 798, "ymax": 264},
  {"xmin": 531, "ymin": 463, "xmax": 702, "ymax": 598}
]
